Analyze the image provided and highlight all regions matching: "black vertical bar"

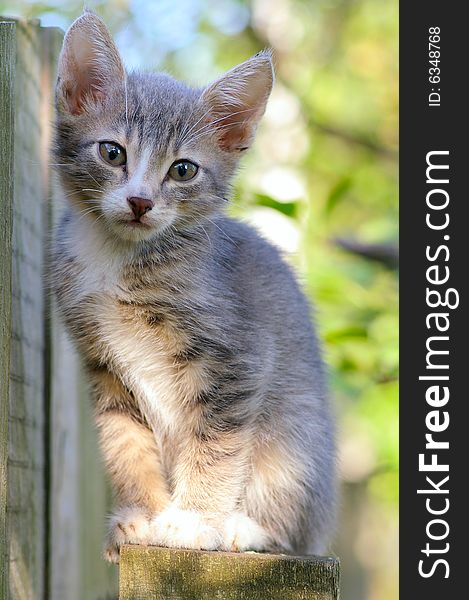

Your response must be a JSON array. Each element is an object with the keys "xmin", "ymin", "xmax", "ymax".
[{"xmin": 400, "ymin": 3, "xmax": 466, "ymax": 597}]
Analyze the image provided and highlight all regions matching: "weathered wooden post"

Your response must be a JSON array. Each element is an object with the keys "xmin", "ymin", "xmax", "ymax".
[
  {"xmin": 0, "ymin": 18, "xmax": 53, "ymax": 600},
  {"xmin": 119, "ymin": 546, "xmax": 340, "ymax": 600},
  {"xmin": 0, "ymin": 18, "xmax": 117, "ymax": 600},
  {"xmin": 0, "ymin": 20, "xmax": 15, "ymax": 600}
]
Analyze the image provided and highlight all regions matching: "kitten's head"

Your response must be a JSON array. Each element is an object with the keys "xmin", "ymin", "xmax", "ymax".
[{"xmin": 54, "ymin": 10, "xmax": 273, "ymax": 243}]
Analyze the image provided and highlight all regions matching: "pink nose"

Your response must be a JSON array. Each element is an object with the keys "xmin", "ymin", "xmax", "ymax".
[{"xmin": 127, "ymin": 197, "xmax": 154, "ymax": 220}]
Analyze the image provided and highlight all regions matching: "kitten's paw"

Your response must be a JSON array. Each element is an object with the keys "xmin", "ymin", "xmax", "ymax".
[
  {"xmin": 222, "ymin": 513, "xmax": 271, "ymax": 552},
  {"xmin": 149, "ymin": 505, "xmax": 222, "ymax": 550},
  {"xmin": 104, "ymin": 506, "xmax": 151, "ymax": 563}
]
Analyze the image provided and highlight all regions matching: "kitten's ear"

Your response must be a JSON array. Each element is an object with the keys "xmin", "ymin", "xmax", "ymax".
[
  {"xmin": 201, "ymin": 51, "xmax": 274, "ymax": 152},
  {"xmin": 56, "ymin": 11, "xmax": 125, "ymax": 115}
]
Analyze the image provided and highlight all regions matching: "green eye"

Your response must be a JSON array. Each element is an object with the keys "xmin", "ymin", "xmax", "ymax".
[
  {"xmin": 98, "ymin": 142, "xmax": 126, "ymax": 167},
  {"xmin": 168, "ymin": 160, "xmax": 198, "ymax": 182}
]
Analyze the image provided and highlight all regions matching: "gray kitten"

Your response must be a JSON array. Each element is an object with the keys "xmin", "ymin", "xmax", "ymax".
[{"xmin": 52, "ymin": 11, "xmax": 336, "ymax": 563}]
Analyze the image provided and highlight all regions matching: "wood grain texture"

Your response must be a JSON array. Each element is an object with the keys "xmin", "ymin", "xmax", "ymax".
[
  {"xmin": 7, "ymin": 18, "xmax": 47, "ymax": 600},
  {"xmin": 119, "ymin": 546, "xmax": 340, "ymax": 600},
  {"xmin": 0, "ymin": 20, "xmax": 15, "ymax": 600},
  {"xmin": 38, "ymin": 25, "xmax": 81, "ymax": 600},
  {"xmin": 39, "ymin": 27, "xmax": 62, "ymax": 600},
  {"xmin": 49, "ymin": 328, "xmax": 117, "ymax": 600}
]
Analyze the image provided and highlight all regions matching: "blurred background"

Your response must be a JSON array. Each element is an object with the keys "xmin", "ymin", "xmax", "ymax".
[{"xmin": 1, "ymin": 1, "xmax": 398, "ymax": 598}]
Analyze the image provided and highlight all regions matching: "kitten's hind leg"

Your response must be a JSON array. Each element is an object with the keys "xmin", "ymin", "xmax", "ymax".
[
  {"xmin": 244, "ymin": 432, "xmax": 335, "ymax": 555},
  {"xmin": 222, "ymin": 512, "xmax": 274, "ymax": 552}
]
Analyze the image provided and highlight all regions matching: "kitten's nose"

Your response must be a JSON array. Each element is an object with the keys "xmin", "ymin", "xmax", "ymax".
[{"xmin": 127, "ymin": 197, "xmax": 154, "ymax": 220}]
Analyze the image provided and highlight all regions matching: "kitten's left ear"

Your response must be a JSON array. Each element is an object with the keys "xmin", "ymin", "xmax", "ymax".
[
  {"xmin": 201, "ymin": 50, "xmax": 274, "ymax": 152},
  {"xmin": 56, "ymin": 10, "xmax": 125, "ymax": 115}
]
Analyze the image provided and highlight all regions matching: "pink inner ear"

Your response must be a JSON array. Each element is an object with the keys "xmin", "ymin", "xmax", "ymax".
[
  {"xmin": 210, "ymin": 107, "xmax": 258, "ymax": 152},
  {"xmin": 65, "ymin": 84, "xmax": 104, "ymax": 115},
  {"xmin": 202, "ymin": 55, "xmax": 273, "ymax": 152},
  {"xmin": 63, "ymin": 44, "xmax": 110, "ymax": 115},
  {"xmin": 64, "ymin": 78, "xmax": 105, "ymax": 115},
  {"xmin": 58, "ymin": 14, "xmax": 125, "ymax": 116}
]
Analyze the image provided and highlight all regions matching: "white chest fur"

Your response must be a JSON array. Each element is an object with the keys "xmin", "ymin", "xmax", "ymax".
[
  {"xmin": 94, "ymin": 305, "xmax": 207, "ymax": 435},
  {"xmin": 67, "ymin": 217, "xmax": 128, "ymax": 301},
  {"xmin": 64, "ymin": 217, "xmax": 207, "ymax": 434}
]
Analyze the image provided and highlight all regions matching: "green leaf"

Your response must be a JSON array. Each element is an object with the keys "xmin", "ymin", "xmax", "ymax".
[
  {"xmin": 325, "ymin": 176, "xmax": 352, "ymax": 215},
  {"xmin": 254, "ymin": 194, "xmax": 298, "ymax": 218}
]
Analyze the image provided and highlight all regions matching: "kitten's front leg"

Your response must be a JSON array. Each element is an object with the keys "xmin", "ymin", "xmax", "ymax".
[
  {"xmin": 149, "ymin": 427, "xmax": 273, "ymax": 552},
  {"xmin": 90, "ymin": 368, "xmax": 170, "ymax": 562}
]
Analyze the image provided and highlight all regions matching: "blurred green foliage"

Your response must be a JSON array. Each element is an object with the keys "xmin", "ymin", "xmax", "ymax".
[{"xmin": 1, "ymin": 0, "xmax": 398, "ymax": 597}]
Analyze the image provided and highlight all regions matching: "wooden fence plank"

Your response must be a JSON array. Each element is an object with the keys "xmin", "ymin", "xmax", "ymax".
[
  {"xmin": 0, "ymin": 20, "xmax": 16, "ymax": 600},
  {"xmin": 7, "ymin": 18, "xmax": 48, "ymax": 600},
  {"xmin": 37, "ymin": 24, "xmax": 82, "ymax": 600},
  {"xmin": 77, "ymin": 382, "xmax": 119, "ymax": 600},
  {"xmin": 119, "ymin": 546, "xmax": 340, "ymax": 600},
  {"xmin": 48, "ymin": 309, "xmax": 118, "ymax": 600}
]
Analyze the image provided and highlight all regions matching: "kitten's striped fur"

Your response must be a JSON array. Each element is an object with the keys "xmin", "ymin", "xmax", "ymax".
[{"xmin": 52, "ymin": 11, "xmax": 336, "ymax": 562}]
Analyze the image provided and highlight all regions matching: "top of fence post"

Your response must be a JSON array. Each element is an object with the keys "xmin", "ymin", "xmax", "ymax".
[{"xmin": 119, "ymin": 545, "xmax": 340, "ymax": 600}]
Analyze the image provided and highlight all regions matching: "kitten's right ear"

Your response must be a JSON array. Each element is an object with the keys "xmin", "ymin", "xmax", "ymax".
[
  {"xmin": 201, "ymin": 50, "xmax": 274, "ymax": 152},
  {"xmin": 56, "ymin": 11, "xmax": 125, "ymax": 115}
]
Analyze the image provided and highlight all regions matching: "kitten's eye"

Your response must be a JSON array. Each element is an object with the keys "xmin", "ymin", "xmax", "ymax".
[
  {"xmin": 168, "ymin": 160, "xmax": 198, "ymax": 182},
  {"xmin": 98, "ymin": 142, "xmax": 126, "ymax": 167}
]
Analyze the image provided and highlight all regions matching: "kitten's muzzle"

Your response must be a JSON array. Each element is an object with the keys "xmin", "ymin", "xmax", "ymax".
[{"xmin": 127, "ymin": 197, "xmax": 154, "ymax": 220}]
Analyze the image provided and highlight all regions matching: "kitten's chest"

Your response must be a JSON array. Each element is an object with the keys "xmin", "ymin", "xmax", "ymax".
[
  {"xmin": 67, "ymin": 255, "xmax": 185, "ymax": 366},
  {"xmin": 76, "ymin": 257, "xmax": 122, "ymax": 301},
  {"xmin": 55, "ymin": 217, "xmax": 211, "ymax": 429},
  {"xmin": 96, "ymin": 296, "xmax": 207, "ymax": 431},
  {"xmin": 56, "ymin": 216, "xmax": 127, "ymax": 303},
  {"xmin": 62, "ymin": 253, "xmax": 207, "ymax": 431}
]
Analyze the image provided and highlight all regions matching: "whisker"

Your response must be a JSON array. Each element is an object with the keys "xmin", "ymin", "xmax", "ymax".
[
  {"xmin": 183, "ymin": 121, "xmax": 246, "ymax": 146},
  {"xmin": 205, "ymin": 217, "xmax": 236, "ymax": 245},
  {"xmin": 74, "ymin": 208, "xmax": 102, "ymax": 224},
  {"xmin": 124, "ymin": 74, "xmax": 129, "ymax": 130},
  {"xmin": 177, "ymin": 106, "xmax": 213, "ymax": 147},
  {"xmin": 180, "ymin": 108, "xmax": 254, "ymax": 147},
  {"xmin": 200, "ymin": 224, "xmax": 213, "ymax": 251}
]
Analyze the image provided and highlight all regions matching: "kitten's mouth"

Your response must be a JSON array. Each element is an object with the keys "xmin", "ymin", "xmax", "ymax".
[
  {"xmin": 109, "ymin": 216, "xmax": 159, "ymax": 242},
  {"xmin": 122, "ymin": 218, "xmax": 152, "ymax": 229}
]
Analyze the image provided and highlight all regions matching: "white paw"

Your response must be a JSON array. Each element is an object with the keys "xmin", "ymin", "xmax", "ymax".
[
  {"xmin": 104, "ymin": 506, "xmax": 151, "ymax": 563},
  {"xmin": 222, "ymin": 513, "xmax": 271, "ymax": 552},
  {"xmin": 149, "ymin": 505, "xmax": 222, "ymax": 550}
]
